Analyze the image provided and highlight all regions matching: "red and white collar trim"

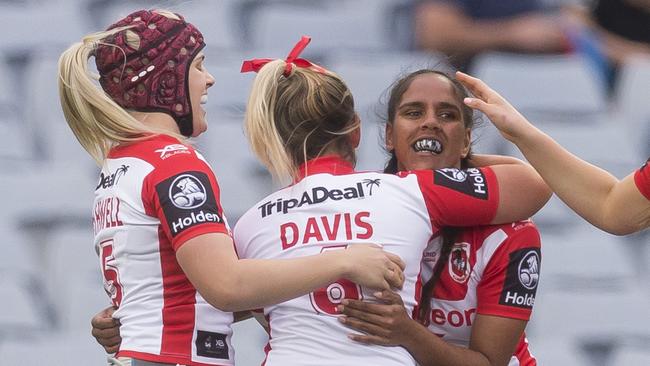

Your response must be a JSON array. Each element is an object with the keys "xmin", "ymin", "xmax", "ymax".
[{"xmin": 295, "ymin": 155, "xmax": 355, "ymax": 182}]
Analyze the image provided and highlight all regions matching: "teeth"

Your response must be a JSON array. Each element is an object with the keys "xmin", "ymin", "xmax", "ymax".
[
  {"xmin": 200, "ymin": 95, "xmax": 208, "ymax": 105},
  {"xmin": 413, "ymin": 138, "xmax": 442, "ymax": 154}
]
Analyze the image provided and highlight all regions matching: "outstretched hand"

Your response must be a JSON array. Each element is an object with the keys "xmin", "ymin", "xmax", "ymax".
[
  {"xmin": 337, "ymin": 289, "xmax": 416, "ymax": 346},
  {"xmin": 456, "ymin": 71, "xmax": 536, "ymax": 143}
]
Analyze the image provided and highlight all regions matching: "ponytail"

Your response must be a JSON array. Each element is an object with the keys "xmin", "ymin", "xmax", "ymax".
[
  {"xmin": 58, "ymin": 25, "xmax": 183, "ymax": 165},
  {"xmin": 244, "ymin": 59, "xmax": 295, "ymax": 181},
  {"xmin": 244, "ymin": 59, "xmax": 357, "ymax": 182}
]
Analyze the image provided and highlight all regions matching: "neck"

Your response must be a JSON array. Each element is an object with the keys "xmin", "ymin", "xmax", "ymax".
[
  {"xmin": 130, "ymin": 111, "xmax": 180, "ymax": 135},
  {"xmin": 320, "ymin": 146, "xmax": 355, "ymax": 167}
]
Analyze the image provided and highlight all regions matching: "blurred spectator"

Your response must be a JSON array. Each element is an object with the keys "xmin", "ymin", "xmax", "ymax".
[
  {"xmin": 413, "ymin": 0, "xmax": 650, "ymax": 89},
  {"xmin": 413, "ymin": 0, "xmax": 573, "ymax": 70},
  {"xmin": 589, "ymin": 0, "xmax": 650, "ymax": 87}
]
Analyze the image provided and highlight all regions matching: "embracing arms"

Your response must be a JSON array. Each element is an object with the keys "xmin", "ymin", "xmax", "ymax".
[
  {"xmin": 176, "ymin": 233, "xmax": 404, "ymax": 312},
  {"xmin": 338, "ymin": 290, "xmax": 526, "ymax": 366}
]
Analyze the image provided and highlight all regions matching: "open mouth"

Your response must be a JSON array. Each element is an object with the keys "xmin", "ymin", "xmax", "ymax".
[{"xmin": 413, "ymin": 138, "xmax": 442, "ymax": 154}]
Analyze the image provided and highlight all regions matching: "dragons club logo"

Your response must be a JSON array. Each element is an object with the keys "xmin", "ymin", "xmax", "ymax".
[
  {"xmin": 169, "ymin": 174, "xmax": 207, "ymax": 209},
  {"xmin": 518, "ymin": 250, "xmax": 540, "ymax": 290},
  {"xmin": 449, "ymin": 242, "xmax": 471, "ymax": 283}
]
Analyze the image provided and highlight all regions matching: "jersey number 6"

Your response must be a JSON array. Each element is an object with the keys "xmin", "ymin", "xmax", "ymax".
[{"xmin": 309, "ymin": 245, "xmax": 363, "ymax": 315}]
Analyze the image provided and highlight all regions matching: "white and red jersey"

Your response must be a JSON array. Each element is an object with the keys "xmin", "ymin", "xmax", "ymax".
[
  {"xmin": 421, "ymin": 220, "xmax": 541, "ymax": 366},
  {"xmin": 634, "ymin": 158, "xmax": 650, "ymax": 200},
  {"xmin": 92, "ymin": 135, "xmax": 234, "ymax": 366},
  {"xmin": 233, "ymin": 156, "xmax": 502, "ymax": 366}
]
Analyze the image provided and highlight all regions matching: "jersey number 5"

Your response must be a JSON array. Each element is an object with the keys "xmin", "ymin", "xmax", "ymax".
[
  {"xmin": 309, "ymin": 246, "xmax": 363, "ymax": 315},
  {"xmin": 99, "ymin": 239, "xmax": 123, "ymax": 307}
]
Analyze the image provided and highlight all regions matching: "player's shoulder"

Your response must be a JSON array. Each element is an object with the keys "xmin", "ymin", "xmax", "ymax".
[
  {"xmin": 464, "ymin": 220, "xmax": 540, "ymax": 248},
  {"xmin": 109, "ymin": 134, "xmax": 200, "ymax": 166}
]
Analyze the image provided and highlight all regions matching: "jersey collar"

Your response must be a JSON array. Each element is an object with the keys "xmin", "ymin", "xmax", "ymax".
[{"xmin": 295, "ymin": 155, "xmax": 355, "ymax": 182}]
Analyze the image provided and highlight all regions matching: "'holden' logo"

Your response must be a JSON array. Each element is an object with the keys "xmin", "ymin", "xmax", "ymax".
[
  {"xmin": 518, "ymin": 250, "xmax": 539, "ymax": 290},
  {"xmin": 169, "ymin": 174, "xmax": 207, "ymax": 209}
]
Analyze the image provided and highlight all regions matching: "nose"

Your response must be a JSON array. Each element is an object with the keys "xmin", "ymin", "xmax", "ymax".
[
  {"xmin": 420, "ymin": 110, "xmax": 441, "ymax": 130},
  {"xmin": 206, "ymin": 71, "xmax": 215, "ymax": 89}
]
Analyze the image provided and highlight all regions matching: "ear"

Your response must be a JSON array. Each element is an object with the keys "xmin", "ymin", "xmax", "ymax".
[
  {"xmin": 349, "ymin": 114, "xmax": 361, "ymax": 148},
  {"xmin": 385, "ymin": 123, "xmax": 394, "ymax": 152},
  {"xmin": 460, "ymin": 127, "xmax": 471, "ymax": 158}
]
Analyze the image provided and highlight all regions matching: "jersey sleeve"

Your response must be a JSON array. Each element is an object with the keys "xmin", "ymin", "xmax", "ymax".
[
  {"xmin": 143, "ymin": 149, "xmax": 230, "ymax": 252},
  {"xmin": 404, "ymin": 167, "xmax": 499, "ymax": 229},
  {"xmin": 476, "ymin": 222, "xmax": 541, "ymax": 321},
  {"xmin": 634, "ymin": 158, "xmax": 650, "ymax": 201}
]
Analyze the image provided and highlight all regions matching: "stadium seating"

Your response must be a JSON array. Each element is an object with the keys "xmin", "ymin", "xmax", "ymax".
[
  {"xmin": 612, "ymin": 56, "xmax": 650, "ymax": 160},
  {"xmin": 0, "ymin": 1, "xmax": 648, "ymax": 365}
]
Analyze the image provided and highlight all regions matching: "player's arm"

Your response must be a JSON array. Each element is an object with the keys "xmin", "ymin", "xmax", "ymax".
[
  {"xmin": 489, "ymin": 163, "xmax": 551, "ymax": 224},
  {"xmin": 458, "ymin": 71, "xmax": 650, "ymax": 234},
  {"xmin": 418, "ymin": 164, "xmax": 550, "ymax": 228},
  {"xmin": 176, "ymin": 234, "xmax": 405, "ymax": 312},
  {"xmin": 468, "ymin": 154, "xmax": 528, "ymax": 167},
  {"xmin": 338, "ymin": 291, "xmax": 523, "ymax": 366}
]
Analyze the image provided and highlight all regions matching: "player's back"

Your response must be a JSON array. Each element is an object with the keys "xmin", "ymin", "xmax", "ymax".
[{"xmin": 234, "ymin": 168, "xmax": 435, "ymax": 365}]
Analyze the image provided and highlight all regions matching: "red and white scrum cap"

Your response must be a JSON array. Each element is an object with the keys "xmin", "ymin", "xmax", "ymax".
[{"xmin": 95, "ymin": 9, "xmax": 205, "ymax": 136}]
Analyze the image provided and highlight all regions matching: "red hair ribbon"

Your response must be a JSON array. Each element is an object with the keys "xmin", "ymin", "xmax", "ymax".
[{"xmin": 241, "ymin": 36, "xmax": 326, "ymax": 76}]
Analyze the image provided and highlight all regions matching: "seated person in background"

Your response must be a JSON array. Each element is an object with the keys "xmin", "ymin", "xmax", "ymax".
[{"xmin": 413, "ymin": 0, "xmax": 574, "ymax": 70}]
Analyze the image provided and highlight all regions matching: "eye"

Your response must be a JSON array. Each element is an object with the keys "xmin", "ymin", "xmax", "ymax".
[
  {"xmin": 403, "ymin": 109, "xmax": 422, "ymax": 118},
  {"xmin": 438, "ymin": 111, "xmax": 457, "ymax": 120}
]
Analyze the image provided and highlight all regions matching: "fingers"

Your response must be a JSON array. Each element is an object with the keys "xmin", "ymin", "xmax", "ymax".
[
  {"xmin": 375, "ymin": 290, "xmax": 404, "ymax": 306},
  {"xmin": 339, "ymin": 300, "xmax": 390, "ymax": 318},
  {"xmin": 104, "ymin": 344, "xmax": 120, "ymax": 354},
  {"xmin": 92, "ymin": 325, "xmax": 120, "ymax": 340},
  {"xmin": 455, "ymin": 71, "xmax": 490, "ymax": 99},
  {"xmin": 338, "ymin": 315, "xmax": 388, "ymax": 339},
  {"xmin": 347, "ymin": 333, "xmax": 390, "ymax": 346},
  {"xmin": 96, "ymin": 334, "xmax": 122, "ymax": 348},
  {"xmin": 385, "ymin": 252, "xmax": 406, "ymax": 271},
  {"xmin": 463, "ymin": 97, "xmax": 493, "ymax": 114},
  {"xmin": 385, "ymin": 265, "xmax": 404, "ymax": 290},
  {"xmin": 91, "ymin": 306, "xmax": 119, "ymax": 329}
]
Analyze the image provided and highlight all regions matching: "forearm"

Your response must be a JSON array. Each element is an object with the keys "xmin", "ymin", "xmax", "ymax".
[
  {"xmin": 402, "ymin": 321, "xmax": 490, "ymax": 366},
  {"xmin": 219, "ymin": 253, "xmax": 348, "ymax": 311},
  {"xmin": 512, "ymin": 126, "xmax": 622, "ymax": 231},
  {"xmin": 490, "ymin": 163, "xmax": 552, "ymax": 224},
  {"xmin": 178, "ymin": 235, "xmax": 349, "ymax": 312},
  {"xmin": 469, "ymin": 154, "xmax": 527, "ymax": 168}
]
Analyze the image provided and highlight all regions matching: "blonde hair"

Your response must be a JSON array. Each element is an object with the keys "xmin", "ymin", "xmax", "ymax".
[
  {"xmin": 244, "ymin": 60, "xmax": 359, "ymax": 182},
  {"xmin": 58, "ymin": 10, "xmax": 184, "ymax": 165}
]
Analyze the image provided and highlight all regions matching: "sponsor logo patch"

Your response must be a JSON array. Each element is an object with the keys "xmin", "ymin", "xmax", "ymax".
[
  {"xmin": 258, "ymin": 179, "xmax": 379, "ymax": 218},
  {"xmin": 436, "ymin": 168, "xmax": 468, "ymax": 182},
  {"xmin": 155, "ymin": 144, "xmax": 191, "ymax": 159},
  {"xmin": 169, "ymin": 174, "xmax": 208, "ymax": 209},
  {"xmin": 449, "ymin": 242, "xmax": 471, "ymax": 283},
  {"xmin": 434, "ymin": 168, "xmax": 488, "ymax": 199},
  {"xmin": 499, "ymin": 247, "xmax": 540, "ymax": 309},
  {"xmin": 156, "ymin": 171, "xmax": 222, "ymax": 236},
  {"xmin": 96, "ymin": 164, "xmax": 129, "ymax": 190},
  {"xmin": 196, "ymin": 330, "xmax": 229, "ymax": 360}
]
